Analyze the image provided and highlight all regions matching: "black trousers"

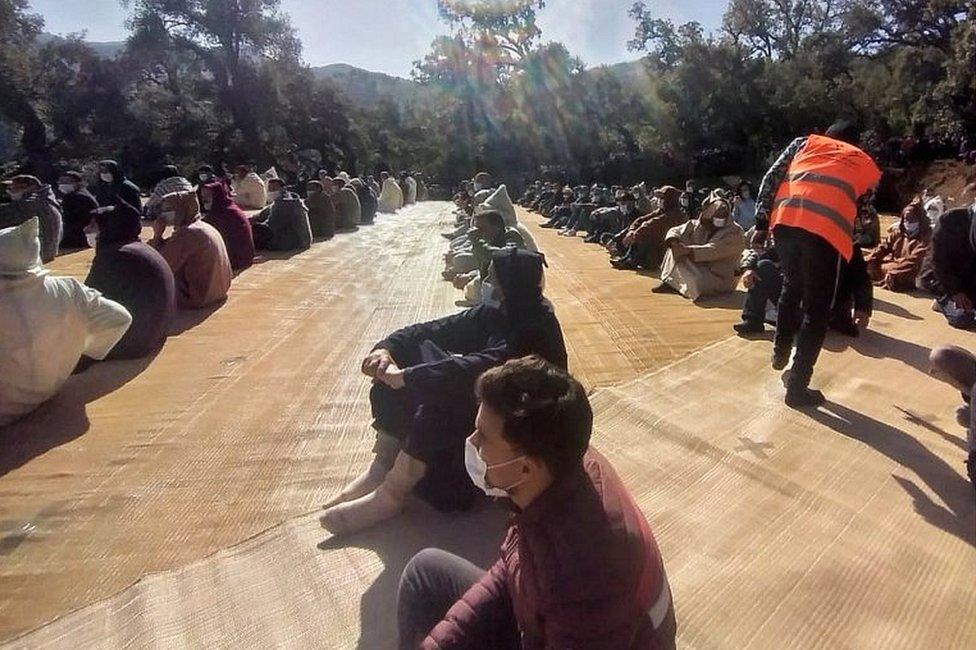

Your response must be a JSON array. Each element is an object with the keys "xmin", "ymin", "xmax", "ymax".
[
  {"xmin": 773, "ymin": 225, "xmax": 842, "ymax": 390},
  {"xmin": 742, "ymin": 258, "xmax": 783, "ymax": 324},
  {"xmin": 397, "ymin": 548, "xmax": 520, "ymax": 650}
]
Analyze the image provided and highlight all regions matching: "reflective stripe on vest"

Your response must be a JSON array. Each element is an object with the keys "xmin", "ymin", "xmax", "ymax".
[
  {"xmin": 787, "ymin": 171, "xmax": 858, "ymax": 205},
  {"xmin": 773, "ymin": 197, "xmax": 853, "ymax": 237}
]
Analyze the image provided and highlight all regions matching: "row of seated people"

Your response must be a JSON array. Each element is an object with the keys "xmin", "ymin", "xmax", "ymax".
[
  {"xmin": 312, "ymin": 166, "xmax": 678, "ymax": 645},
  {"xmin": 0, "ymin": 164, "xmax": 424, "ymax": 428}
]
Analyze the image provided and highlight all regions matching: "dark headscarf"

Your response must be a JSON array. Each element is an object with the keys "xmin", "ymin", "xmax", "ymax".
[
  {"xmin": 95, "ymin": 199, "xmax": 142, "ymax": 246},
  {"xmin": 205, "ymin": 180, "xmax": 234, "ymax": 210},
  {"xmin": 98, "ymin": 160, "xmax": 126, "ymax": 184},
  {"xmin": 491, "ymin": 247, "xmax": 546, "ymax": 315}
]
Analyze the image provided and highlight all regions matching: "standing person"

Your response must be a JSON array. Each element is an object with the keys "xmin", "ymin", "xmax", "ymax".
[
  {"xmin": 396, "ymin": 356, "xmax": 676, "ymax": 650},
  {"xmin": 201, "ymin": 181, "xmax": 255, "ymax": 272},
  {"xmin": 0, "ymin": 218, "xmax": 131, "ymax": 426},
  {"xmin": 57, "ymin": 171, "xmax": 99, "ymax": 249},
  {"xmin": 149, "ymin": 191, "xmax": 233, "ymax": 309},
  {"xmin": 93, "ymin": 160, "xmax": 142, "ymax": 209},
  {"xmin": 753, "ymin": 121, "xmax": 882, "ymax": 407},
  {"xmin": 0, "ymin": 175, "xmax": 63, "ymax": 262},
  {"xmin": 84, "ymin": 201, "xmax": 176, "ymax": 360}
]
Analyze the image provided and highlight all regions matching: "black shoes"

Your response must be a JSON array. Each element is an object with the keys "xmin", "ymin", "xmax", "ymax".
[
  {"xmin": 771, "ymin": 349, "xmax": 791, "ymax": 370},
  {"xmin": 651, "ymin": 283, "xmax": 677, "ymax": 294},
  {"xmin": 829, "ymin": 318, "xmax": 860, "ymax": 338},
  {"xmin": 610, "ymin": 257, "xmax": 636, "ymax": 270},
  {"xmin": 785, "ymin": 387, "xmax": 826, "ymax": 408},
  {"xmin": 733, "ymin": 320, "xmax": 765, "ymax": 335}
]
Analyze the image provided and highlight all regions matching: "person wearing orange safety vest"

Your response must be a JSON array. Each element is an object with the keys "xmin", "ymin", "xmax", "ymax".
[{"xmin": 753, "ymin": 121, "xmax": 882, "ymax": 408}]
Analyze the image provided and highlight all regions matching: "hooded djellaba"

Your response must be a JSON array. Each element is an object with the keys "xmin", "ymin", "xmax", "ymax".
[
  {"xmin": 94, "ymin": 160, "xmax": 142, "ymax": 209},
  {"xmin": 305, "ymin": 180, "xmax": 337, "ymax": 239},
  {"xmin": 351, "ymin": 178, "xmax": 378, "ymax": 225},
  {"xmin": 151, "ymin": 190, "xmax": 233, "ymax": 309},
  {"xmin": 85, "ymin": 200, "xmax": 176, "ymax": 360},
  {"xmin": 320, "ymin": 248, "xmax": 567, "ymax": 536},
  {"xmin": 866, "ymin": 199, "xmax": 932, "ymax": 292},
  {"xmin": 202, "ymin": 180, "xmax": 255, "ymax": 271}
]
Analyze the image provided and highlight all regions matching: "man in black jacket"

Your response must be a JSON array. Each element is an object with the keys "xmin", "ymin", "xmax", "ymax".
[
  {"xmin": 916, "ymin": 204, "xmax": 976, "ymax": 329},
  {"xmin": 321, "ymin": 249, "xmax": 568, "ymax": 538}
]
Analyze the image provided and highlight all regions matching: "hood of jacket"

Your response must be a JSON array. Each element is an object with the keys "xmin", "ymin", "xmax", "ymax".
[
  {"xmin": 98, "ymin": 160, "xmax": 128, "ymax": 185},
  {"xmin": 0, "ymin": 217, "xmax": 44, "ymax": 277},
  {"xmin": 205, "ymin": 180, "xmax": 234, "ymax": 210},
  {"xmin": 491, "ymin": 247, "xmax": 546, "ymax": 316},
  {"xmin": 165, "ymin": 190, "xmax": 201, "ymax": 228}
]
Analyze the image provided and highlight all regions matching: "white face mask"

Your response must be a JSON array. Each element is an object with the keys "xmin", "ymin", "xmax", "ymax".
[
  {"xmin": 474, "ymin": 182, "xmax": 485, "ymax": 192},
  {"xmin": 59, "ymin": 184, "xmax": 77, "ymax": 195},
  {"xmin": 100, "ymin": 173, "xmax": 113, "ymax": 183},
  {"xmin": 268, "ymin": 191, "xmax": 281, "ymax": 203},
  {"xmin": 85, "ymin": 231, "xmax": 99, "ymax": 248},
  {"xmin": 203, "ymin": 200, "xmax": 213, "ymax": 211},
  {"xmin": 713, "ymin": 217, "xmax": 728, "ymax": 227},
  {"xmin": 904, "ymin": 222, "xmax": 920, "ymax": 236},
  {"xmin": 199, "ymin": 173, "xmax": 211, "ymax": 182},
  {"xmin": 464, "ymin": 436, "xmax": 526, "ymax": 498},
  {"xmin": 161, "ymin": 210, "xmax": 177, "ymax": 225}
]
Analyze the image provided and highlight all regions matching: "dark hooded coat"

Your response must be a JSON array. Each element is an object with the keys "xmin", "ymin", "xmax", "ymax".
[
  {"xmin": 370, "ymin": 248, "xmax": 567, "ymax": 511},
  {"xmin": 917, "ymin": 205, "xmax": 976, "ymax": 298},
  {"xmin": 60, "ymin": 187, "xmax": 99, "ymax": 249},
  {"xmin": 203, "ymin": 181, "xmax": 255, "ymax": 271},
  {"xmin": 85, "ymin": 201, "xmax": 176, "ymax": 360},
  {"xmin": 354, "ymin": 181, "xmax": 378, "ymax": 225},
  {"xmin": 93, "ymin": 160, "xmax": 142, "ymax": 209}
]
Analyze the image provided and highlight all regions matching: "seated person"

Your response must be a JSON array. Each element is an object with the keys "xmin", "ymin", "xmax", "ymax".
[
  {"xmin": 0, "ymin": 218, "xmax": 131, "ymax": 426},
  {"xmin": 451, "ymin": 209, "xmax": 527, "ymax": 297},
  {"xmin": 58, "ymin": 171, "xmax": 99, "ymax": 249},
  {"xmin": 866, "ymin": 201, "xmax": 931, "ymax": 291},
  {"xmin": 927, "ymin": 346, "xmax": 976, "ymax": 491},
  {"xmin": 916, "ymin": 203, "xmax": 976, "ymax": 329},
  {"xmin": 853, "ymin": 198, "xmax": 882, "ymax": 249},
  {"xmin": 734, "ymin": 238, "xmax": 872, "ymax": 337},
  {"xmin": 230, "ymin": 165, "xmax": 268, "ymax": 210},
  {"xmin": 583, "ymin": 191, "xmax": 639, "ymax": 244},
  {"xmin": 84, "ymin": 201, "xmax": 176, "ymax": 360},
  {"xmin": 610, "ymin": 185, "xmax": 685, "ymax": 270},
  {"xmin": 397, "ymin": 356, "xmax": 676, "ymax": 650},
  {"xmin": 201, "ymin": 181, "xmax": 255, "ymax": 272},
  {"xmin": 144, "ymin": 165, "xmax": 194, "ymax": 220},
  {"xmin": 540, "ymin": 186, "xmax": 576, "ymax": 229},
  {"xmin": 351, "ymin": 178, "xmax": 378, "ymax": 225},
  {"xmin": 305, "ymin": 180, "xmax": 337, "ymax": 239},
  {"xmin": 93, "ymin": 160, "xmax": 142, "ymax": 209},
  {"xmin": 249, "ymin": 179, "xmax": 313, "ymax": 251},
  {"xmin": 379, "ymin": 172, "xmax": 405, "ymax": 213},
  {"xmin": 321, "ymin": 249, "xmax": 567, "ymax": 536},
  {"xmin": 0, "ymin": 175, "xmax": 63, "ymax": 262},
  {"xmin": 679, "ymin": 180, "xmax": 703, "ymax": 218},
  {"xmin": 732, "ymin": 181, "xmax": 757, "ymax": 231},
  {"xmin": 333, "ymin": 178, "xmax": 363, "ymax": 229},
  {"xmin": 150, "ymin": 191, "xmax": 233, "ymax": 309},
  {"xmin": 656, "ymin": 190, "xmax": 746, "ymax": 300}
]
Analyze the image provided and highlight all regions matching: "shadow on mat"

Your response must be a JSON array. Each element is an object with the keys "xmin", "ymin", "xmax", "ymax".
[
  {"xmin": 168, "ymin": 300, "xmax": 226, "ymax": 336},
  {"xmin": 0, "ymin": 354, "xmax": 156, "ymax": 478},
  {"xmin": 694, "ymin": 290, "xmax": 747, "ymax": 311},
  {"xmin": 872, "ymin": 297, "xmax": 924, "ymax": 321},
  {"xmin": 811, "ymin": 401, "xmax": 975, "ymax": 548},
  {"xmin": 318, "ymin": 499, "xmax": 509, "ymax": 649},
  {"xmin": 251, "ymin": 248, "xmax": 309, "ymax": 266},
  {"xmin": 848, "ymin": 330, "xmax": 932, "ymax": 374}
]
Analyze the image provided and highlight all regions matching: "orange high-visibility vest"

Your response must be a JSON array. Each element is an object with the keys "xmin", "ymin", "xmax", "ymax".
[{"xmin": 769, "ymin": 134, "xmax": 882, "ymax": 260}]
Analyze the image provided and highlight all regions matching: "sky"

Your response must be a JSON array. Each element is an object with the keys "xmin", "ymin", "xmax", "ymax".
[{"xmin": 31, "ymin": 0, "xmax": 728, "ymax": 78}]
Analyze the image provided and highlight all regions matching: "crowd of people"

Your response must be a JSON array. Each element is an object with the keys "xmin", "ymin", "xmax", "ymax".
[
  {"xmin": 0, "ymin": 161, "xmax": 426, "ymax": 426},
  {"xmin": 2, "ymin": 119, "xmax": 975, "ymax": 649}
]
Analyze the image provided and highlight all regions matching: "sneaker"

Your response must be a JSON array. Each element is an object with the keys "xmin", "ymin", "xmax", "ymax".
[
  {"xmin": 771, "ymin": 349, "xmax": 791, "ymax": 370},
  {"xmin": 733, "ymin": 320, "xmax": 765, "ymax": 334},
  {"xmin": 785, "ymin": 387, "xmax": 826, "ymax": 408},
  {"xmin": 651, "ymin": 283, "xmax": 677, "ymax": 294},
  {"xmin": 610, "ymin": 257, "xmax": 636, "ymax": 270}
]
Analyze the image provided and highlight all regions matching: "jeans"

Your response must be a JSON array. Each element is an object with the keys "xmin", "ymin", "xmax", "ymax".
[
  {"xmin": 772, "ymin": 225, "xmax": 842, "ymax": 390},
  {"xmin": 742, "ymin": 258, "xmax": 783, "ymax": 324},
  {"xmin": 397, "ymin": 549, "xmax": 520, "ymax": 650}
]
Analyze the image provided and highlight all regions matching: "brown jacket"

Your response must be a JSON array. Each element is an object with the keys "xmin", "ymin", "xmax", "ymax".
[
  {"xmin": 866, "ymin": 204, "xmax": 932, "ymax": 291},
  {"xmin": 627, "ymin": 186, "xmax": 687, "ymax": 269}
]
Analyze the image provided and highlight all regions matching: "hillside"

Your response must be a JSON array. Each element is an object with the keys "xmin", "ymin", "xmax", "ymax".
[
  {"xmin": 38, "ymin": 33, "xmax": 125, "ymax": 59},
  {"xmin": 311, "ymin": 63, "xmax": 428, "ymax": 108}
]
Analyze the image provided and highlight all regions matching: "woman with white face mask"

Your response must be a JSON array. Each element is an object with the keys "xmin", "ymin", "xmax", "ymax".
[
  {"xmin": 56, "ymin": 171, "xmax": 99, "ymax": 249},
  {"xmin": 93, "ymin": 160, "xmax": 142, "ymax": 210},
  {"xmin": 866, "ymin": 200, "xmax": 932, "ymax": 292}
]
